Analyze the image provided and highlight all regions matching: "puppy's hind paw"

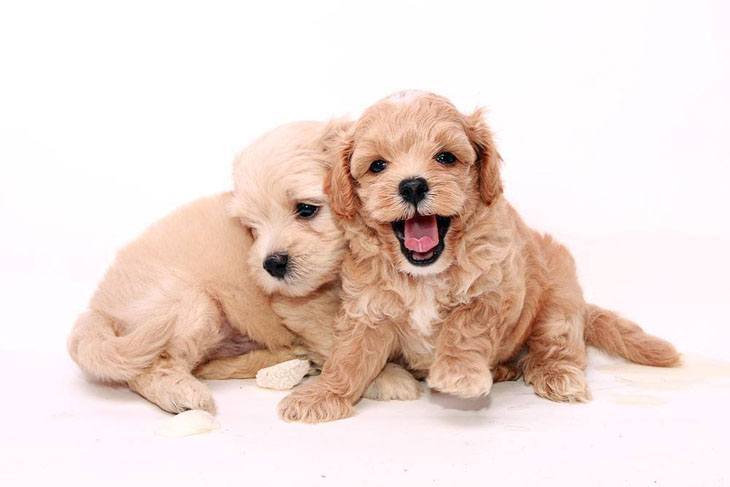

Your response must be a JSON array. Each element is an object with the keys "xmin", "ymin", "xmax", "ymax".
[
  {"xmin": 492, "ymin": 362, "xmax": 522, "ymax": 382},
  {"xmin": 130, "ymin": 372, "xmax": 216, "ymax": 415},
  {"xmin": 363, "ymin": 363, "xmax": 422, "ymax": 401},
  {"xmin": 525, "ymin": 363, "xmax": 591, "ymax": 403},
  {"xmin": 278, "ymin": 383, "xmax": 353, "ymax": 423},
  {"xmin": 163, "ymin": 377, "xmax": 216, "ymax": 414}
]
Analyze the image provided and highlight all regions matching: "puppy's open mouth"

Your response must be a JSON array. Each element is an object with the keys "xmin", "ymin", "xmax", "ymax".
[{"xmin": 391, "ymin": 214, "xmax": 451, "ymax": 266}]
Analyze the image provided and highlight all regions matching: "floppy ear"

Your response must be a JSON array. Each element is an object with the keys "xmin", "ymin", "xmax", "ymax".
[
  {"xmin": 324, "ymin": 130, "xmax": 360, "ymax": 219},
  {"xmin": 318, "ymin": 118, "xmax": 353, "ymax": 155},
  {"xmin": 464, "ymin": 108, "xmax": 503, "ymax": 206}
]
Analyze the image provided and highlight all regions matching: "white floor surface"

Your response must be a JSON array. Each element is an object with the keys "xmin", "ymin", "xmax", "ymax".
[{"xmin": 2, "ymin": 349, "xmax": 728, "ymax": 487}]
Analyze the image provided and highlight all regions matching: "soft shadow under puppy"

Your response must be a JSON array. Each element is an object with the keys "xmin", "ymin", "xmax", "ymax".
[
  {"xmin": 428, "ymin": 390, "xmax": 492, "ymax": 412},
  {"xmin": 427, "ymin": 390, "xmax": 493, "ymax": 427}
]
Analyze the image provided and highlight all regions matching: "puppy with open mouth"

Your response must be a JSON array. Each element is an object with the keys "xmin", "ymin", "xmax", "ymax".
[{"xmin": 278, "ymin": 91, "xmax": 680, "ymax": 423}]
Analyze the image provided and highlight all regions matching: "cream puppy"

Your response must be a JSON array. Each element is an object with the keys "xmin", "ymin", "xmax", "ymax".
[{"xmin": 69, "ymin": 121, "xmax": 420, "ymax": 414}]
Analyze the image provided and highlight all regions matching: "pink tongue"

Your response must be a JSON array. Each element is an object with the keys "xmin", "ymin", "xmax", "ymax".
[{"xmin": 404, "ymin": 215, "xmax": 439, "ymax": 253}]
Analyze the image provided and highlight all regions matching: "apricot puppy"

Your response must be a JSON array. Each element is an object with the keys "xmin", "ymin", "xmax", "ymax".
[{"xmin": 278, "ymin": 92, "xmax": 680, "ymax": 422}]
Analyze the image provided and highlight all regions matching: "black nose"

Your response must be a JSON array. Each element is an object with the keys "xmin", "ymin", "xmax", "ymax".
[
  {"xmin": 263, "ymin": 253, "xmax": 289, "ymax": 279},
  {"xmin": 399, "ymin": 177, "xmax": 429, "ymax": 205}
]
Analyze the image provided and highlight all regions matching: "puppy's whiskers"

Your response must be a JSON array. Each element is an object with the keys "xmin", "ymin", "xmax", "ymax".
[
  {"xmin": 394, "ymin": 200, "xmax": 416, "ymax": 220},
  {"xmin": 285, "ymin": 260, "xmax": 303, "ymax": 282},
  {"xmin": 417, "ymin": 198, "xmax": 437, "ymax": 216},
  {"xmin": 285, "ymin": 258, "xmax": 314, "ymax": 285}
]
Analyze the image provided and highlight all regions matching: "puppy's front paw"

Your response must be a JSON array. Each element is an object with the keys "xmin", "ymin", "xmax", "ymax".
[
  {"xmin": 427, "ymin": 357, "xmax": 492, "ymax": 399},
  {"xmin": 278, "ymin": 383, "xmax": 353, "ymax": 423},
  {"xmin": 363, "ymin": 363, "xmax": 421, "ymax": 401}
]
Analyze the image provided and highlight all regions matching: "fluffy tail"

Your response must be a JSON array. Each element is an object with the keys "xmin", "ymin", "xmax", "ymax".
[
  {"xmin": 584, "ymin": 304, "xmax": 680, "ymax": 367},
  {"xmin": 68, "ymin": 309, "xmax": 175, "ymax": 382}
]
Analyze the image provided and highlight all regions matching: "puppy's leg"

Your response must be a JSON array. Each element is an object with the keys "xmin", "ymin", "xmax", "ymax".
[
  {"xmin": 363, "ymin": 363, "xmax": 421, "ymax": 401},
  {"xmin": 129, "ymin": 291, "xmax": 224, "ymax": 414},
  {"xmin": 129, "ymin": 357, "xmax": 216, "ymax": 414},
  {"xmin": 521, "ymin": 238, "xmax": 591, "ymax": 403},
  {"xmin": 521, "ymin": 310, "xmax": 591, "ymax": 403},
  {"xmin": 193, "ymin": 348, "xmax": 298, "ymax": 379},
  {"xmin": 220, "ymin": 290, "xmax": 296, "ymax": 351},
  {"xmin": 428, "ymin": 303, "xmax": 495, "ymax": 398},
  {"xmin": 278, "ymin": 319, "xmax": 396, "ymax": 423}
]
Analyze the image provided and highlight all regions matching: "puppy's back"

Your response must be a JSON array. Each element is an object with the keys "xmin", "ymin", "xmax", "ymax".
[
  {"xmin": 70, "ymin": 193, "xmax": 286, "ymax": 382},
  {"xmin": 91, "ymin": 193, "xmax": 256, "ymax": 314}
]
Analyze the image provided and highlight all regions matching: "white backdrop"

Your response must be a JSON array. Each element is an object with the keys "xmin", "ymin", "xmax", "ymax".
[
  {"xmin": 2, "ymin": 3, "xmax": 730, "ymax": 487},
  {"xmin": 1, "ymin": 0, "xmax": 729, "ymax": 358}
]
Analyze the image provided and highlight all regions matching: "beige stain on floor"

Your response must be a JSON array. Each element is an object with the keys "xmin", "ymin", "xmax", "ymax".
[
  {"xmin": 597, "ymin": 354, "xmax": 730, "ymax": 390},
  {"xmin": 596, "ymin": 355, "xmax": 730, "ymax": 406},
  {"xmin": 609, "ymin": 394, "xmax": 668, "ymax": 407}
]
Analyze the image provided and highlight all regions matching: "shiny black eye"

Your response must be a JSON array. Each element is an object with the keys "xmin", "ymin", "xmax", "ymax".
[
  {"xmin": 369, "ymin": 159, "xmax": 387, "ymax": 173},
  {"xmin": 435, "ymin": 151, "xmax": 456, "ymax": 165},
  {"xmin": 295, "ymin": 203, "xmax": 320, "ymax": 219}
]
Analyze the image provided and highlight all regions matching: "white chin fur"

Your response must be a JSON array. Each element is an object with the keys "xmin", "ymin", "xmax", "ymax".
[{"xmin": 270, "ymin": 278, "xmax": 322, "ymax": 298}]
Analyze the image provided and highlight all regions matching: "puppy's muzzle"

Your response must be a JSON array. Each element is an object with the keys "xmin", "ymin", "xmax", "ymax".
[
  {"xmin": 399, "ymin": 177, "xmax": 429, "ymax": 205},
  {"xmin": 263, "ymin": 252, "xmax": 289, "ymax": 279}
]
